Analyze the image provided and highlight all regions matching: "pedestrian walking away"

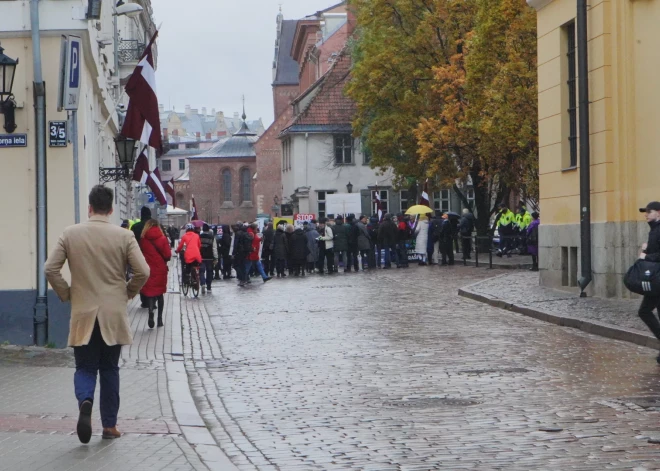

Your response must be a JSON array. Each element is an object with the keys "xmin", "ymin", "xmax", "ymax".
[
  {"xmin": 139, "ymin": 219, "xmax": 171, "ymax": 328},
  {"xmin": 130, "ymin": 206, "xmax": 152, "ymax": 308},
  {"xmin": 357, "ymin": 215, "xmax": 372, "ymax": 270},
  {"xmin": 378, "ymin": 213, "xmax": 398, "ymax": 268},
  {"xmin": 527, "ymin": 212, "xmax": 540, "ymax": 271},
  {"xmin": 333, "ymin": 215, "xmax": 349, "ymax": 271},
  {"xmin": 290, "ymin": 225, "xmax": 310, "ymax": 276},
  {"xmin": 44, "ymin": 185, "xmax": 150, "ymax": 443},
  {"xmin": 246, "ymin": 223, "xmax": 272, "ymax": 283},
  {"xmin": 273, "ymin": 223, "xmax": 289, "ymax": 277},
  {"xmin": 262, "ymin": 222, "xmax": 275, "ymax": 276},
  {"xmin": 459, "ymin": 208, "xmax": 475, "ymax": 260},
  {"xmin": 176, "ymin": 224, "xmax": 202, "ymax": 284},
  {"xmin": 304, "ymin": 221, "xmax": 320, "ymax": 274},
  {"xmin": 636, "ymin": 201, "xmax": 660, "ymax": 363},
  {"xmin": 346, "ymin": 215, "xmax": 360, "ymax": 272},
  {"xmin": 414, "ymin": 214, "xmax": 430, "ymax": 265},
  {"xmin": 220, "ymin": 224, "xmax": 233, "ymax": 279},
  {"xmin": 199, "ymin": 223, "xmax": 219, "ymax": 293},
  {"xmin": 438, "ymin": 212, "xmax": 455, "ymax": 266}
]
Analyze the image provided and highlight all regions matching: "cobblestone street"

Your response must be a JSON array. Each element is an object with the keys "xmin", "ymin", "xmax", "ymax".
[{"xmin": 183, "ymin": 266, "xmax": 660, "ymax": 470}]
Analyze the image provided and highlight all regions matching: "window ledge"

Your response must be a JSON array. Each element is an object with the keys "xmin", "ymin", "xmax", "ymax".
[
  {"xmin": 561, "ymin": 166, "xmax": 578, "ymax": 173},
  {"xmin": 221, "ymin": 201, "xmax": 234, "ymax": 209},
  {"xmin": 334, "ymin": 163, "xmax": 356, "ymax": 166},
  {"xmin": 240, "ymin": 201, "xmax": 254, "ymax": 208}
]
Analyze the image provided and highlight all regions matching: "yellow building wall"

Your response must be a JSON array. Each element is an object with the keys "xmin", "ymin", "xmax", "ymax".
[{"xmin": 537, "ymin": 0, "xmax": 660, "ymax": 226}]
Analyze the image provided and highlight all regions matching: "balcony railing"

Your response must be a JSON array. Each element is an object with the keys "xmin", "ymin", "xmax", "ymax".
[{"xmin": 118, "ymin": 39, "xmax": 145, "ymax": 63}]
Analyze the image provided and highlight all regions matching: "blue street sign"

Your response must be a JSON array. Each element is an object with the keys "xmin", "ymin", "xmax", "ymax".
[
  {"xmin": 63, "ymin": 36, "xmax": 82, "ymax": 110},
  {"xmin": 0, "ymin": 134, "xmax": 27, "ymax": 147},
  {"xmin": 146, "ymin": 192, "xmax": 155, "ymax": 203}
]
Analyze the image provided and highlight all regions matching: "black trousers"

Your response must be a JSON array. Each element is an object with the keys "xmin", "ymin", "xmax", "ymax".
[
  {"xmin": 360, "ymin": 250, "xmax": 370, "ymax": 269},
  {"xmin": 440, "ymin": 241, "xmax": 454, "ymax": 265},
  {"xmin": 323, "ymin": 248, "xmax": 335, "ymax": 273},
  {"xmin": 262, "ymin": 249, "xmax": 273, "ymax": 275},
  {"xmin": 234, "ymin": 257, "xmax": 247, "ymax": 282},
  {"xmin": 276, "ymin": 259, "xmax": 286, "ymax": 276},
  {"xmin": 639, "ymin": 296, "xmax": 660, "ymax": 339},
  {"xmin": 461, "ymin": 236, "xmax": 472, "ymax": 259},
  {"xmin": 346, "ymin": 248, "xmax": 359, "ymax": 271},
  {"xmin": 222, "ymin": 255, "xmax": 232, "ymax": 278}
]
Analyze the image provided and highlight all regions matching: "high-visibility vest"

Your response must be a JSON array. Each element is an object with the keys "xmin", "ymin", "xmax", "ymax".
[{"xmin": 497, "ymin": 210, "xmax": 514, "ymax": 228}]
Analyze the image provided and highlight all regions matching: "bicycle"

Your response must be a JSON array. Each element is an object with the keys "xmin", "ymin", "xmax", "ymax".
[{"xmin": 181, "ymin": 262, "xmax": 200, "ymax": 298}]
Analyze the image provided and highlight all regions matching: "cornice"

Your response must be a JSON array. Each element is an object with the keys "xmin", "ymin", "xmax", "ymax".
[{"xmin": 527, "ymin": 0, "xmax": 553, "ymax": 11}]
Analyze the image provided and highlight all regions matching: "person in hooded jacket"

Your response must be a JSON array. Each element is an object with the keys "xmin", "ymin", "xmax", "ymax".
[
  {"xmin": 304, "ymin": 222, "xmax": 320, "ymax": 274},
  {"xmin": 139, "ymin": 219, "xmax": 171, "ymax": 329},
  {"xmin": 357, "ymin": 216, "xmax": 372, "ymax": 269},
  {"xmin": 346, "ymin": 216, "xmax": 360, "ymax": 272},
  {"xmin": 289, "ymin": 226, "xmax": 309, "ymax": 276},
  {"xmin": 261, "ymin": 222, "xmax": 275, "ymax": 276},
  {"xmin": 637, "ymin": 202, "xmax": 660, "ymax": 363},
  {"xmin": 131, "ymin": 206, "xmax": 152, "ymax": 308},
  {"xmin": 199, "ymin": 224, "xmax": 218, "ymax": 293},
  {"xmin": 459, "ymin": 208, "xmax": 475, "ymax": 260},
  {"xmin": 246, "ymin": 224, "xmax": 272, "ymax": 283},
  {"xmin": 219, "ymin": 225, "xmax": 233, "ymax": 279},
  {"xmin": 378, "ymin": 214, "xmax": 398, "ymax": 269},
  {"xmin": 333, "ymin": 215, "xmax": 349, "ymax": 270},
  {"xmin": 273, "ymin": 224, "xmax": 289, "ymax": 277}
]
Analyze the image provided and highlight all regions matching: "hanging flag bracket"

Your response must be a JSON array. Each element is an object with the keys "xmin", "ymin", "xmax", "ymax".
[{"xmin": 99, "ymin": 165, "xmax": 130, "ymax": 183}]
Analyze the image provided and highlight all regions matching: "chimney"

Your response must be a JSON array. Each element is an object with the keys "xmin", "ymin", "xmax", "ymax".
[
  {"xmin": 205, "ymin": 132, "xmax": 212, "ymax": 140},
  {"xmin": 191, "ymin": 108, "xmax": 199, "ymax": 116},
  {"xmin": 196, "ymin": 132, "xmax": 201, "ymax": 141},
  {"xmin": 217, "ymin": 130, "xmax": 227, "ymax": 137},
  {"xmin": 202, "ymin": 107, "xmax": 207, "ymax": 116},
  {"xmin": 158, "ymin": 103, "xmax": 164, "ymax": 113},
  {"xmin": 185, "ymin": 105, "xmax": 192, "ymax": 118},
  {"xmin": 163, "ymin": 128, "xmax": 169, "ymax": 140}
]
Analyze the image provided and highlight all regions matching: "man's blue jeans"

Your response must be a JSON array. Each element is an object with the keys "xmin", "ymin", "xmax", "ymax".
[
  {"xmin": 199, "ymin": 259, "xmax": 214, "ymax": 289},
  {"xmin": 73, "ymin": 321, "xmax": 121, "ymax": 428},
  {"xmin": 245, "ymin": 259, "xmax": 268, "ymax": 280}
]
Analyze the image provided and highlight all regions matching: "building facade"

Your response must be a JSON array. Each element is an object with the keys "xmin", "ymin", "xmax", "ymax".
[
  {"xmin": 529, "ymin": 0, "xmax": 656, "ymax": 297},
  {"xmin": 0, "ymin": 0, "xmax": 156, "ymax": 346}
]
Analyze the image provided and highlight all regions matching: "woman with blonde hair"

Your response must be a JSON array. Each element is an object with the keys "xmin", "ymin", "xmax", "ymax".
[{"xmin": 140, "ymin": 219, "xmax": 171, "ymax": 328}]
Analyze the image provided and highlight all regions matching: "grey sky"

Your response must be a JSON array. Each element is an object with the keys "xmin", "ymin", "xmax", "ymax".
[{"xmin": 154, "ymin": 0, "xmax": 338, "ymax": 128}]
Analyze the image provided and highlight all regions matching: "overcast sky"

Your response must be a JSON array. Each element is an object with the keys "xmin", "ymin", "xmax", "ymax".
[{"xmin": 154, "ymin": 0, "xmax": 337, "ymax": 127}]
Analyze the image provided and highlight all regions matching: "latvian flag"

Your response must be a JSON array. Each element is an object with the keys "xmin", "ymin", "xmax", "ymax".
[
  {"xmin": 147, "ymin": 168, "xmax": 167, "ymax": 206},
  {"xmin": 191, "ymin": 195, "xmax": 199, "ymax": 221},
  {"xmin": 419, "ymin": 179, "xmax": 430, "ymax": 206},
  {"xmin": 121, "ymin": 32, "xmax": 162, "ymax": 153},
  {"xmin": 373, "ymin": 184, "xmax": 383, "ymax": 221},
  {"xmin": 166, "ymin": 178, "xmax": 175, "ymax": 207},
  {"xmin": 132, "ymin": 151, "xmax": 150, "ymax": 184}
]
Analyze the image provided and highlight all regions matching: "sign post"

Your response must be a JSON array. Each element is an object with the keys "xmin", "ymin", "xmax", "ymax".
[{"xmin": 60, "ymin": 36, "xmax": 82, "ymax": 223}]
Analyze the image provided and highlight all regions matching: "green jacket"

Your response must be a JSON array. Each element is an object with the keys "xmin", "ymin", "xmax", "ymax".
[{"xmin": 333, "ymin": 222, "xmax": 349, "ymax": 251}]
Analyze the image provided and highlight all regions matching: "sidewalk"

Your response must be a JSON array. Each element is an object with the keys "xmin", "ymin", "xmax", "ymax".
[
  {"xmin": 461, "ymin": 252, "xmax": 533, "ymax": 269},
  {"xmin": 459, "ymin": 271, "xmax": 660, "ymax": 350},
  {"xmin": 0, "ymin": 259, "xmax": 234, "ymax": 471}
]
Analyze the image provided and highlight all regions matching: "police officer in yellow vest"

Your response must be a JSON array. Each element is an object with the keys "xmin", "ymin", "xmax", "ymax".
[
  {"xmin": 514, "ymin": 207, "xmax": 533, "ymax": 254},
  {"xmin": 495, "ymin": 203, "xmax": 515, "ymax": 257}
]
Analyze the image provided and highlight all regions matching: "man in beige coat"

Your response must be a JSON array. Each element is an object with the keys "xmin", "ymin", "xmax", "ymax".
[{"xmin": 45, "ymin": 185, "xmax": 149, "ymax": 443}]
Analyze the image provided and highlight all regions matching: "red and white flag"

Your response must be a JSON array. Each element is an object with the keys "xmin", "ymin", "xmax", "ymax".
[
  {"xmin": 165, "ymin": 178, "xmax": 175, "ymax": 207},
  {"xmin": 148, "ymin": 168, "xmax": 168, "ymax": 206},
  {"xmin": 121, "ymin": 32, "xmax": 162, "ymax": 153},
  {"xmin": 191, "ymin": 195, "xmax": 199, "ymax": 221},
  {"xmin": 419, "ymin": 179, "xmax": 430, "ymax": 206},
  {"xmin": 132, "ymin": 151, "xmax": 150, "ymax": 184},
  {"xmin": 373, "ymin": 184, "xmax": 383, "ymax": 221}
]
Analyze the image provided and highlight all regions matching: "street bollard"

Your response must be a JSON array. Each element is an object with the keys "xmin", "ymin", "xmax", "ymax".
[{"xmin": 475, "ymin": 235, "xmax": 479, "ymax": 267}]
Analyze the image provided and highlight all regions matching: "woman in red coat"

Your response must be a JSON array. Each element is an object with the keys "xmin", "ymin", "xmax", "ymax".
[{"xmin": 140, "ymin": 220, "xmax": 171, "ymax": 329}]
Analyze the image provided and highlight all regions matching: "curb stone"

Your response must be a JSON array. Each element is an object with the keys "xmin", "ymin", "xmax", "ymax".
[{"xmin": 458, "ymin": 280, "xmax": 660, "ymax": 351}]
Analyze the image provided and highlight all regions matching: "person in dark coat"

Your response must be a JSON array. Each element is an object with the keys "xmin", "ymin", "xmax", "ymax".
[
  {"xmin": 304, "ymin": 222, "xmax": 320, "ymax": 273},
  {"xmin": 139, "ymin": 219, "xmax": 171, "ymax": 329},
  {"xmin": 333, "ymin": 216, "xmax": 349, "ymax": 270},
  {"xmin": 357, "ymin": 216, "xmax": 371, "ymax": 270},
  {"xmin": 396, "ymin": 214, "xmax": 411, "ymax": 268},
  {"xmin": 261, "ymin": 222, "xmax": 275, "ymax": 276},
  {"xmin": 131, "ymin": 206, "xmax": 152, "ymax": 308},
  {"xmin": 377, "ymin": 214, "xmax": 398, "ymax": 269},
  {"xmin": 438, "ymin": 213, "xmax": 455, "ymax": 266},
  {"xmin": 526, "ymin": 212, "xmax": 540, "ymax": 271},
  {"xmin": 273, "ymin": 224, "xmax": 289, "ymax": 277},
  {"xmin": 346, "ymin": 216, "xmax": 360, "ymax": 272},
  {"xmin": 428, "ymin": 215, "xmax": 442, "ymax": 265},
  {"xmin": 289, "ymin": 227, "xmax": 309, "ymax": 276},
  {"xmin": 637, "ymin": 202, "xmax": 660, "ymax": 363},
  {"xmin": 459, "ymin": 209, "xmax": 476, "ymax": 260},
  {"xmin": 285, "ymin": 224, "xmax": 295, "ymax": 276}
]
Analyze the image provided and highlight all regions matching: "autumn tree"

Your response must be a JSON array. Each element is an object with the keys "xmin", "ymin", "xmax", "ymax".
[{"xmin": 348, "ymin": 0, "xmax": 537, "ymax": 236}]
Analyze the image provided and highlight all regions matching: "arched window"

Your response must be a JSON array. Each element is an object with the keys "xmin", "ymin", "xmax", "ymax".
[
  {"xmin": 175, "ymin": 192, "xmax": 184, "ymax": 208},
  {"xmin": 240, "ymin": 168, "xmax": 251, "ymax": 203},
  {"xmin": 222, "ymin": 169, "xmax": 231, "ymax": 202}
]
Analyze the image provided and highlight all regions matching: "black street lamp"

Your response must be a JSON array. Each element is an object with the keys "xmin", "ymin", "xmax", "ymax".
[
  {"xmin": 99, "ymin": 135, "xmax": 138, "ymax": 182},
  {"xmin": 346, "ymin": 181, "xmax": 353, "ymax": 193},
  {"xmin": 0, "ymin": 42, "xmax": 19, "ymax": 133}
]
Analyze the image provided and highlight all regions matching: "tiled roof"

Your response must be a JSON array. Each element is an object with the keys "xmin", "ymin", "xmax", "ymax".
[
  {"xmin": 190, "ymin": 122, "xmax": 258, "ymax": 159},
  {"xmin": 280, "ymin": 49, "xmax": 354, "ymax": 135},
  {"xmin": 273, "ymin": 20, "xmax": 300, "ymax": 86}
]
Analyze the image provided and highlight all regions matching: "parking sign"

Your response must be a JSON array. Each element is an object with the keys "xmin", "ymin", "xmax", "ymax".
[{"xmin": 63, "ymin": 36, "xmax": 81, "ymax": 110}]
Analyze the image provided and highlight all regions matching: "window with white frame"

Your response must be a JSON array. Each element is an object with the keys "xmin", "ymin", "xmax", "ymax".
[
  {"xmin": 400, "ymin": 190, "xmax": 410, "ymax": 212},
  {"xmin": 433, "ymin": 190, "xmax": 451, "ymax": 213},
  {"xmin": 466, "ymin": 188, "xmax": 475, "ymax": 210},
  {"xmin": 160, "ymin": 159, "xmax": 171, "ymax": 171},
  {"xmin": 178, "ymin": 159, "xmax": 185, "ymax": 170},
  {"xmin": 334, "ymin": 135, "xmax": 353, "ymax": 165},
  {"xmin": 317, "ymin": 191, "xmax": 335, "ymax": 219},
  {"xmin": 372, "ymin": 190, "xmax": 388, "ymax": 215}
]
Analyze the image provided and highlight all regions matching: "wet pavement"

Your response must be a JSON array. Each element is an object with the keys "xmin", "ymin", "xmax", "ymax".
[{"xmin": 181, "ymin": 266, "xmax": 660, "ymax": 470}]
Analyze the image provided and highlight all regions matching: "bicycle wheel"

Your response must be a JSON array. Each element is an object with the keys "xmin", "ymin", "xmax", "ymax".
[
  {"xmin": 181, "ymin": 274, "xmax": 189, "ymax": 296},
  {"xmin": 191, "ymin": 270, "xmax": 200, "ymax": 298}
]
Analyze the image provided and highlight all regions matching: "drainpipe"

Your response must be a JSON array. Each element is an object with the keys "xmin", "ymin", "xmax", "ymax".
[
  {"xmin": 577, "ymin": 0, "xmax": 592, "ymax": 296},
  {"xmin": 31, "ymin": 0, "xmax": 48, "ymax": 344}
]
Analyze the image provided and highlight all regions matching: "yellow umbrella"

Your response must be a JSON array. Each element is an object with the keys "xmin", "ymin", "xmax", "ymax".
[{"xmin": 405, "ymin": 204, "xmax": 434, "ymax": 216}]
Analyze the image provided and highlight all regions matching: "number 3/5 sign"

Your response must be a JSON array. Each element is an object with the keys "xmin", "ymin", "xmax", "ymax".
[{"xmin": 49, "ymin": 121, "xmax": 68, "ymax": 147}]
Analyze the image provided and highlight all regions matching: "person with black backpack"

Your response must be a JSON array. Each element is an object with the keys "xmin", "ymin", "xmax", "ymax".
[
  {"xmin": 233, "ymin": 224, "xmax": 254, "ymax": 287},
  {"xmin": 635, "ymin": 202, "xmax": 660, "ymax": 361}
]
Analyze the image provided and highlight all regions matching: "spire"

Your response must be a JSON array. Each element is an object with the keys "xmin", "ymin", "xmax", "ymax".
[{"xmin": 241, "ymin": 95, "xmax": 246, "ymax": 121}]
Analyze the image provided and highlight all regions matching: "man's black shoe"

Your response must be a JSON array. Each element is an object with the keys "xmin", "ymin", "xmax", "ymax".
[
  {"xmin": 263, "ymin": 277, "xmax": 272, "ymax": 283},
  {"xmin": 77, "ymin": 400, "xmax": 93, "ymax": 444}
]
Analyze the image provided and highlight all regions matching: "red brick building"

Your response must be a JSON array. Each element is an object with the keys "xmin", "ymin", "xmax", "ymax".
[{"xmin": 182, "ymin": 118, "xmax": 259, "ymax": 224}]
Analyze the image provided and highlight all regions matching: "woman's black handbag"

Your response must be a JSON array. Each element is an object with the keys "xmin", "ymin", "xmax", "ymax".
[{"xmin": 624, "ymin": 259, "xmax": 660, "ymax": 296}]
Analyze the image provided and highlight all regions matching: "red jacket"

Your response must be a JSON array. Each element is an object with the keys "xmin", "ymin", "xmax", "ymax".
[
  {"xmin": 176, "ymin": 230, "xmax": 202, "ymax": 264},
  {"xmin": 139, "ymin": 226, "xmax": 172, "ymax": 297},
  {"xmin": 248, "ymin": 228, "xmax": 262, "ymax": 261}
]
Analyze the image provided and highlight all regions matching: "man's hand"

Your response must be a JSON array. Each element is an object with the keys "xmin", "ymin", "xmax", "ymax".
[{"xmin": 642, "ymin": 243, "xmax": 648, "ymax": 251}]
